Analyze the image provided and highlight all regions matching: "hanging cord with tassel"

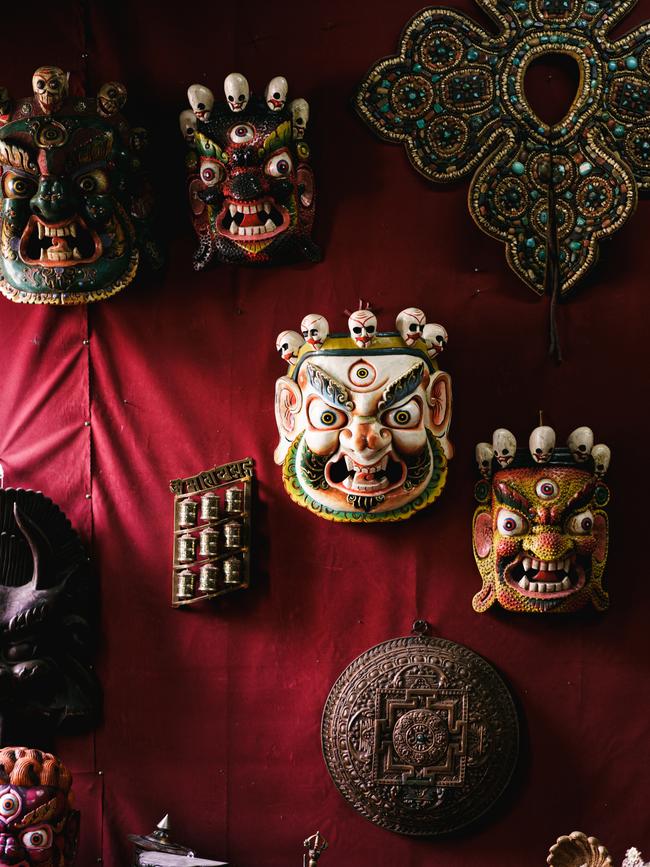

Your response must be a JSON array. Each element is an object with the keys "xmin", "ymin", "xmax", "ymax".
[{"xmin": 545, "ymin": 139, "xmax": 563, "ymax": 363}]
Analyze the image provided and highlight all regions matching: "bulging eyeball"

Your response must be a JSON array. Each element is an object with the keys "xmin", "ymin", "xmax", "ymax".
[
  {"xmin": 188, "ymin": 84, "xmax": 214, "ymax": 121},
  {"xmin": 275, "ymin": 330, "xmax": 304, "ymax": 365},
  {"xmin": 591, "ymin": 443, "xmax": 611, "ymax": 477},
  {"xmin": 492, "ymin": 429, "xmax": 516, "ymax": 467},
  {"xmin": 224, "ymin": 73, "xmax": 249, "ymax": 113},
  {"xmin": 289, "ymin": 98, "xmax": 309, "ymax": 138},
  {"xmin": 266, "ymin": 76, "xmax": 288, "ymax": 111},
  {"xmin": 179, "ymin": 109, "xmax": 198, "ymax": 143},
  {"xmin": 475, "ymin": 442, "xmax": 493, "ymax": 478},
  {"xmin": 347, "ymin": 308, "xmax": 377, "ymax": 348},
  {"xmin": 567, "ymin": 426, "xmax": 594, "ymax": 463},
  {"xmin": 422, "ymin": 323, "xmax": 448, "ymax": 358},
  {"xmin": 300, "ymin": 314, "xmax": 329, "ymax": 350},
  {"xmin": 97, "ymin": 81, "xmax": 127, "ymax": 117},
  {"xmin": 396, "ymin": 308, "xmax": 426, "ymax": 345},
  {"xmin": 529, "ymin": 425, "xmax": 555, "ymax": 464}
]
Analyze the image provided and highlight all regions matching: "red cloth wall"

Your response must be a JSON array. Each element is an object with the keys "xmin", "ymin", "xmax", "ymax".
[{"xmin": 1, "ymin": 1, "xmax": 649, "ymax": 864}]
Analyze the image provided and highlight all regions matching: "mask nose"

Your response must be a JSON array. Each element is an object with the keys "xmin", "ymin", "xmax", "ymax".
[
  {"xmin": 30, "ymin": 176, "xmax": 74, "ymax": 222},
  {"xmin": 228, "ymin": 172, "xmax": 264, "ymax": 201},
  {"xmin": 527, "ymin": 530, "xmax": 573, "ymax": 561}
]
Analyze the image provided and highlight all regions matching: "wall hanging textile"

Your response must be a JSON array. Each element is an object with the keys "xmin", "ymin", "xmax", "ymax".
[{"xmin": 355, "ymin": 1, "xmax": 650, "ymax": 350}]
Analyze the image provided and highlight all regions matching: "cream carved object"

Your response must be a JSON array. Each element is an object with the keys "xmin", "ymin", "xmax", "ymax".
[{"xmin": 548, "ymin": 832, "xmax": 649, "ymax": 867}]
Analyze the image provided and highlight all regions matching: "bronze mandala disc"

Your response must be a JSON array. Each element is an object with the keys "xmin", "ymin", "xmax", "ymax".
[{"xmin": 321, "ymin": 633, "xmax": 519, "ymax": 836}]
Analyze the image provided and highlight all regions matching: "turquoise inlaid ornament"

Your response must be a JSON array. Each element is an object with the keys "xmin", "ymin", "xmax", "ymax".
[{"xmin": 356, "ymin": 1, "xmax": 650, "ymax": 301}]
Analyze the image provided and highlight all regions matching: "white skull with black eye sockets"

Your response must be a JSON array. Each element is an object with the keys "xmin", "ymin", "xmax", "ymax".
[
  {"xmin": 492, "ymin": 428, "xmax": 516, "ymax": 467},
  {"xmin": 529, "ymin": 426, "xmax": 556, "ymax": 463},
  {"xmin": 347, "ymin": 309, "xmax": 377, "ymax": 348},
  {"xmin": 266, "ymin": 76, "xmax": 288, "ymax": 111},
  {"xmin": 31, "ymin": 66, "xmax": 69, "ymax": 113},
  {"xmin": 179, "ymin": 109, "xmax": 197, "ymax": 143},
  {"xmin": 475, "ymin": 442, "xmax": 493, "ymax": 478},
  {"xmin": 187, "ymin": 84, "xmax": 214, "ymax": 121},
  {"xmin": 396, "ymin": 308, "xmax": 426, "ymax": 345},
  {"xmin": 289, "ymin": 98, "xmax": 309, "ymax": 139},
  {"xmin": 275, "ymin": 330, "xmax": 304, "ymax": 365},
  {"xmin": 224, "ymin": 73, "xmax": 249, "ymax": 112},
  {"xmin": 300, "ymin": 314, "xmax": 329, "ymax": 350},
  {"xmin": 591, "ymin": 443, "xmax": 611, "ymax": 477},
  {"xmin": 422, "ymin": 323, "xmax": 448, "ymax": 358},
  {"xmin": 567, "ymin": 426, "xmax": 594, "ymax": 463}
]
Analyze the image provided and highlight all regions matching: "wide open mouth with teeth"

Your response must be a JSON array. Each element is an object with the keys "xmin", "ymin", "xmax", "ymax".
[
  {"xmin": 325, "ymin": 450, "xmax": 406, "ymax": 495},
  {"xmin": 218, "ymin": 199, "xmax": 290, "ymax": 241},
  {"xmin": 19, "ymin": 215, "xmax": 101, "ymax": 266},
  {"xmin": 502, "ymin": 551, "xmax": 586, "ymax": 599}
]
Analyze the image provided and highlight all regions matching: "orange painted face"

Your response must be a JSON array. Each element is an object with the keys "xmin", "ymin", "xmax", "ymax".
[{"xmin": 473, "ymin": 466, "xmax": 610, "ymax": 613}]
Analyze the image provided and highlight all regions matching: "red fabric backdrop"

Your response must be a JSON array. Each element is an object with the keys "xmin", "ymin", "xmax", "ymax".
[{"xmin": 1, "ymin": 1, "xmax": 649, "ymax": 864}]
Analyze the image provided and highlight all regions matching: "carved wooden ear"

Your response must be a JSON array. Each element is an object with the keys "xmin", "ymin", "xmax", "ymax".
[
  {"xmin": 472, "ymin": 583, "xmax": 496, "ymax": 613},
  {"xmin": 426, "ymin": 370, "xmax": 452, "ymax": 434},
  {"xmin": 590, "ymin": 582, "xmax": 610, "ymax": 613},
  {"xmin": 473, "ymin": 510, "xmax": 493, "ymax": 560},
  {"xmin": 274, "ymin": 376, "xmax": 303, "ymax": 464}
]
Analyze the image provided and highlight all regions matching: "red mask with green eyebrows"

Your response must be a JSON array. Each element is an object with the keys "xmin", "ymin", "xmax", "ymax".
[{"xmin": 473, "ymin": 447, "xmax": 611, "ymax": 614}]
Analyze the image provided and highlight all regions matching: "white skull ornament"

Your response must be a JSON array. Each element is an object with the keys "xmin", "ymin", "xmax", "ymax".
[
  {"xmin": 179, "ymin": 109, "xmax": 198, "ymax": 143},
  {"xmin": 224, "ymin": 73, "xmax": 250, "ymax": 113},
  {"xmin": 476, "ymin": 442, "xmax": 494, "ymax": 478},
  {"xmin": 591, "ymin": 443, "xmax": 611, "ymax": 477},
  {"xmin": 422, "ymin": 323, "xmax": 448, "ymax": 359},
  {"xmin": 567, "ymin": 426, "xmax": 594, "ymax": 463},
  {"xmin": 276, "ymin": 330, "xmax": 304, "ymax": 366},
  {"xmin": 396, "ymin": 308, "xmax": 426, "ymax": 345},
  {"xmin": 188, "ymin": 84, "xmax": 214, "ymax": 121},
  {"xmin": 32, "ymin": 66, "xmax": 69, "ymax": 113},
  {"xmin": 529, "ymin": 426, "xmax": 556, "ymax": 463},
  {"xmin": 289, "ymin": 98, "xmax": 309, "ymax": 139},
  {"xmin": 492, "ymin": 429, "xmax": 517, "ymax": 467},
  {"xmin": 266, "ymin": 76, "xmax": 288, "ymax": 111},
  {"xmin": 300, "ymin": 314, "xmax": 329, "ymax": 350},
  {"xmin": 347, "ymin": 309, "xmax": 377, "ymax": 348}
]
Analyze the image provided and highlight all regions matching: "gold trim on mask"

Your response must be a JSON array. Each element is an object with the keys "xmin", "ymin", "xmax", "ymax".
[
  {"xmin": 0, "ymin": 141, "xmax": 37, "ymax": 174},
  {"xmin": 14, "ymin": 795, "xmax": 59, "ymax": 829}
]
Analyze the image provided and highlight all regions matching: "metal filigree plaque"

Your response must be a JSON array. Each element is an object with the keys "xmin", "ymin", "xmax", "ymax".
[{"xmin": 321, "ymin": 632, "xmax": 519, "ymax": 835}]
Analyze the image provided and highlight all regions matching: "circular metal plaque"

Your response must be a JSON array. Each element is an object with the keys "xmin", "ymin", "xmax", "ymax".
[{"xmin": 321, "ymin": 632, "xmax": 519, "ymax": 836}]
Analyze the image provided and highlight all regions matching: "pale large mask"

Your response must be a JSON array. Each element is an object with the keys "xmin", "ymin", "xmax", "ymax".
[
  {"xmin": 274, "ymin": 307, "xmax": 452, "ymax": 522},
  {"xmin": 473, "ymin": 426, "xmax": 611, "ymax": 613},
  {"xmin": 0, "ymin": 68, "xmax": 161, "ymax": 304}
]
